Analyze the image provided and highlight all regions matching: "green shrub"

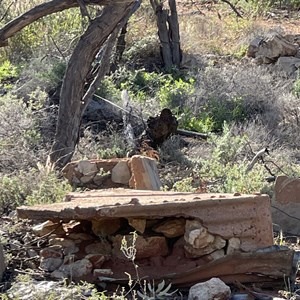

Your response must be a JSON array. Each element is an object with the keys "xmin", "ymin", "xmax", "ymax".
[
  {"xmin": 0, "ymin": 175, "xmax": 28, "ymax": 214},
  {"xmin": 0, "ymin": 168, "xmax": 71, "ymax": 214},
  {"xmin": 158, "ymin": 77, "xmax": 195, "ymax": 109},
  {"xmin": 197, "ymin": 123, "xmax": 268, "ymax": 193},
  {"xmin": 0, "ymin": 60, "xmax": 18, "ymax": 82}
]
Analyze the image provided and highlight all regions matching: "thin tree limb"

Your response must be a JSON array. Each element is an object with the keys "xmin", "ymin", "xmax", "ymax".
[
  {"xmin": 246, "ymin": 147, "xmax": 269, "ymax": 174},
  {"xmin": 220, "ymin": 0, "xmax": 243, "ymax": 18},
  {"xmin": 0, "ymin": 0, "xmax": 14, "ymax": 23},
  {"xmin": 0, "ymin": 0, "xmax": 133, "ymax": 47}
]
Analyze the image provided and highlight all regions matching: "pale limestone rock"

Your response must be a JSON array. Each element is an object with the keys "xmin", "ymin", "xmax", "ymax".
[
  {"xmin": 92, "ymin": 218, "xmax": 121, "ymax": 237},
  {"xmin": 58, "ymin": 258, "xmax": 93, "ymax": 278},
  {"xmin": 40, "ymin": 257, "xmax": 63, "ymax": 272},
  {"xmin": 32, "ymin": 220, "xmax": 64, "ymax": 237},
  {"xmin": 0, "ymin": 244, "xmax": 5, "ymax": 281},
  {"xmin": 227, "ymin": 237, "xmax": 241, "ymax": 255},
  {"xmin": 128, "ymin": 218, "xmax": 147, "ymax": 234},
  {"xmin": 185, "ymin": 236, "xmax": 226, "ymax": 258},
  {"xmin": 76, "ymin": 160, "xmax": 98, "ymax": 176},
  {"xmin": 129, "ymin": 155, "xmax": 162, "ymax": 190},
  {"xmin": 85, "ymin": 241, "xmax": 112, "ymax": 256},
  {"xmin": 184, "ymin": 220, "xmax": 214, "ymax": 249},
  {"xmin": 111, "ymin": 161, "xmax": 131, "ymax": 184},
  {"xmin": 206, "ymin": 249, "xmax": 225, "ymax": 261},
  {"xmin": 184, "ymin": 220, "xmax": 226, "ymax": 258},
  {"xmin": 112, "ymin": 234, "xmax": 169, "ymax": 260},
  {"xmin": 188, "ymin": 277, "xmax": 231, "ymax": 300},
  {"xmin": 153, "ymin": 218, "xmax": 186, "ymax": 238}
]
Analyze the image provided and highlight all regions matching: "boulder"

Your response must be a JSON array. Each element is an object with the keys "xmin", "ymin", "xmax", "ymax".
[
  {"xmin": 248, "ymin": 33, "xmax": 298, "ymax": 64},
  {"xmin": 276, "ymin": 56, "xmax": 300, "ymax": 75},
  {"xmin": 188, "ymin": 277, "xmax": 231, "ymax": 300}
]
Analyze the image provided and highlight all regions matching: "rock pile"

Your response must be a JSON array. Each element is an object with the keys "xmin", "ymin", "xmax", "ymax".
[
  {"xmin": 247, "ymin": 32, "xmax": 300, "ymax": 75},
  {"xmin": 62, "ymin": 155, "xmax": 162, "ymax": 190}
]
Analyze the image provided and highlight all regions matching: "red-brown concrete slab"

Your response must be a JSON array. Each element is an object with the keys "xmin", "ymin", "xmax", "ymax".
[{"xmin": 17, "ymin": 189, "xmax": 273, "ymax": 251}]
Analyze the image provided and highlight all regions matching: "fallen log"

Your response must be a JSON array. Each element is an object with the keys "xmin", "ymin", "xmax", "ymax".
[{"xmin": 176, "ymin": 128, "xmax": 209, "ymax": 140}]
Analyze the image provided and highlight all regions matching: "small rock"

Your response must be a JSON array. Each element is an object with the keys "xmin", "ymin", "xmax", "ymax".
[
  {"xmin": 67, "ymin": 233, "xmax": 94, "ymax": 242},
  {"xmin": 92, "ymin": 218, "xmax": 121, "ymax": 237},
  {"xmin": 76, "ymin": 160, "xmax": 98, "ymax": 176},
  {"xmin": 85, "ymin": 254, "xmax": 106, "ymax": 268},
  {"xmin": 32, "ymin": 220, "xmax": 64, "ymax": 237},
  {"xmin": 93, "ymin": 268, "xmax": 113, "ymax": 276},
  {"xmin": 184, "ymin": 220, "xmax": 226, "ymax": 258},
  {"xmin": 58, "ymin": 258, "xmax": 93, "ymax": 278},
  {"xmin": 111, "ymin": 161, "xmax": 131, "ymax": 184},
  {"xmin": 80, "ymin": 174, "xmax": 95, "ymax": 184},
  {"xmin": 188, "ymin": 277, "xmax": 231, "ymax": 300},
  {"xmin": 27, "ymin": 249, "xmax": 38, "ymax": 258},
  {"xmin": 85, "ymin": 240, "xmax": 112, "ymax": 256},
  {"xmin": 227, "ymin": 237, "xmax": 241, "ymax": 255},
  {"xmin": 153, "ymin": 218, "xmax": 186, "ymax": 238},
  {"xmin": 40, "ymin": 257, "xmax": 63, "ymax": 272},
  {"xmin": 205, "ymin": 249, "xmax": 225, "ymax": 262},
  {"xmin": 49, "ymin": 237, "xmax": 76, "ymax": 248},
  {"xmin": 40, "ymin": 245, "xmax": 63, "ymax": 259},
  {"xmin": 128, "ymin": 218, "xmax": 147, "ymax": 234},
  {"xmin": 112, "ymin": 234, "xmax": 169, "ymax": 260}
]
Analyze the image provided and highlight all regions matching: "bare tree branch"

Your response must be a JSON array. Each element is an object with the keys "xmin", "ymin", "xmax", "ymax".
[
  {"xmin": 220, "ymin": 0, "xmax": 243, "ymax": 18},
  {"xmin": 246, "ymin": 147, "xmax": 269, "ymax": 174},
  {"xmin": 0, "ymin": 0, "xmax": 133, "ymax": 47},
  {"xmin": 0, "ymin": 0, "xmax": 14, "ymax": 23}
]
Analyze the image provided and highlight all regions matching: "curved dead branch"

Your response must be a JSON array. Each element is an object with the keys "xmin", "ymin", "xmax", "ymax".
[{"xmin": 0, "ymin": 0, "xmax": 132, "ymax": 46}]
